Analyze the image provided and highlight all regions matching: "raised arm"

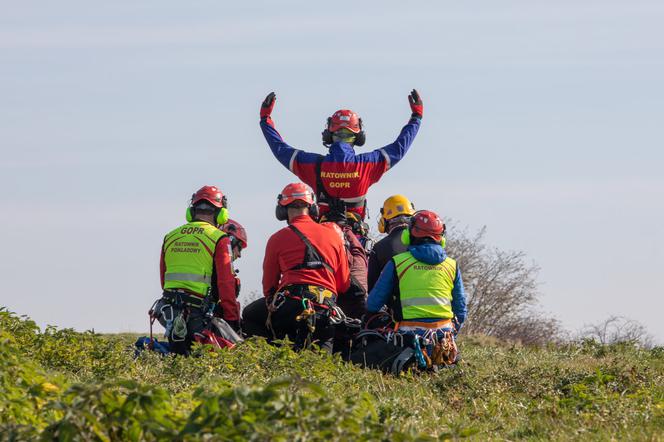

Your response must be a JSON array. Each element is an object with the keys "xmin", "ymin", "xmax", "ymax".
[
  {"xmin": 377, "ymin": 89, "xmax": 423, "ymax": 168},
  {"xmin": 259, "ymin": 92, "xmax": 300, "ymax": 171},
  {"xmin": 362, "ymin": 90, "xmax": 423, "ymax": 184}
]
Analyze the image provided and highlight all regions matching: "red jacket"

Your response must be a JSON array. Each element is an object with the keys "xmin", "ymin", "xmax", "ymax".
[
  {"xmin": 160, "ymin": 235, "xmax": 240, "ymax": 322},
  {"xmin": 262, "ymin": 215, "xmax": 351, "ymax": 297}
]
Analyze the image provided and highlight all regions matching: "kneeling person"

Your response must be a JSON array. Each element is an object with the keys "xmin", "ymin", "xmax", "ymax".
[
  {"xmin": 158, "ymin": 186, "xmax": 241, "ymax": 355},
  {"xmin": 243, "ymin": 183, "xmax": 350, "ymax": 352},
  {"xmin": 361, "ymin": 210, "xmax": 467, "ymax": 371}
]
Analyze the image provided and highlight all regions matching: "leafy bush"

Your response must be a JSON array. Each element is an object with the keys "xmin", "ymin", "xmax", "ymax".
[{"xmin": 1, "ymin": 308, "xmax": 663, "ymax": 441}]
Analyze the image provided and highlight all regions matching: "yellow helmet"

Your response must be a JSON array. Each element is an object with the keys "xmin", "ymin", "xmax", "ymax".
[{"xmin": 378, "ymin": 195, "xmax": 415, "ymax": 233}]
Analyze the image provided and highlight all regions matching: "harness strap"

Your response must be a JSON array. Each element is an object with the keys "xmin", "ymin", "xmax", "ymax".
[
  {"xmin": 397, "ymin": 319, "xmax": 454, "ymax": 329},
  {"xmin": 281, "ymin": 285, "xmax": 336, "ymax": 310},
  {"xmin": 287, "ymin": 225, "xmax": 334, "ymax": 273},
  {"xmin": 315, "ymin": 157, "xmax": 330, "ymax": 205},
  {"xmin": 162, "ymin": 290, "xmax": 206, "ymax": 309}
]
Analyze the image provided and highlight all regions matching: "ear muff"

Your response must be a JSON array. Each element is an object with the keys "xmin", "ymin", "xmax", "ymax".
[
  {"xmin": 354, "ymin": 119, "xmax": 366, "ymax": 146},
  {"xmin": 377, "ymin": 216, "xmax": 386, "ymax": 233},
  {"xmin": 440, "ymin": 236, "xmax": 447, "ymax": 248},
  {"xmin": 186, "ymin": 206, "xmax": 228, "ymax": 225},
  {"xmin": 401, "ymin": 229, "xmax": 411, "ymax": 246},
  {"xmin": 275, "ymin": 204, "xmax": 288, "ymax": 221},
  {"xmin": 321, "ymin": 117, "xmax": 333, "ymax": 146},
  {"xmin": 216, "ymin": 207, "xmax": 229, "ymax": 225},
  {"xmin": 309, "ymin": 203, "xmax": 319, "ymax": 220}
]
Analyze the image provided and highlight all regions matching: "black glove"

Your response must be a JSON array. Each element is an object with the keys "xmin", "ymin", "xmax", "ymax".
[
  {"xmin": 408, "ymin": 89, "xmax": 423, "ymax": 119},
  {"xmin": 260, "ymin": 92, "xmax": 276, "ymax": 120}
]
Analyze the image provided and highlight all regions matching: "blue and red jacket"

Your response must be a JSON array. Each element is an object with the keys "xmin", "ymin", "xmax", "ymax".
[{"xmin": 260, "ymin": 116, "xmax": 421, "ymax": 219}]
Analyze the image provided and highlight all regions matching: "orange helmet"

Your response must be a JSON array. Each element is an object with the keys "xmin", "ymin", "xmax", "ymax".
[
  {"xmin": 410, "ymin": 210, "xmax": 445, "ymax": 242},
  {"xmin": 328, "ymin": 110, "xmax": 362, "ymax": 133},
  {"xmin": 277, "ymin": 182, "xmax": 315, "ymax": 206},
  {"xmin": 221, "ymin": 219, "xmax": 247, "ymax": 249}
]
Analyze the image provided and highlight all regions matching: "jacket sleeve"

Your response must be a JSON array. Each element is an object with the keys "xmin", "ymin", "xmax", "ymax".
[
  {"xmin": 451, "ymin": 266, "xmax": 467, "ymax": 326},
  {"xmin": 345, "ymin": 229, "xmax": 368, "ymax": 293},
  {"xmin": 214, "ymin": 237, "xmax": 240, "ymax": 322},
  {"xmin": 367, "ymin": 117, "xmax": 421, "ymax": 183},
  {"xmin": 334, "ymin": 237, "xmax": 351, "ymax": 296},
  {"xmin": 262, "ymin": 234, "xmax": 281, "ymax": 298},
  {"xmin": 366, "ymin": 260, "xmax": 396, "ymax": 313},
  {"xmin": 260, "ymin": 118, "xmax": 300, "ymax": 172}
]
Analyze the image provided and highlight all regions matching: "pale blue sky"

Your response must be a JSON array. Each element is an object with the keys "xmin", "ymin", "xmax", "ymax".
[{"xmin": 1, "ymin": 1, "xmax": 662, "ymax": 341}]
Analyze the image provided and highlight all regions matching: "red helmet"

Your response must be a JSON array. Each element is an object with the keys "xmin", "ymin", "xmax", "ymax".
[
  {"xmin": 221, "ymin": 219, "xmax": 248, "ymax": 249},
  {"xmin": 410, "ymin": 210, "xmax": 445, "ymax": 242},
  {"xmin": 191, "ymin": 185, "xmax": 226, "ymax": 208},
  {"xmin": 328, "ymin": 109, "xmax": 362, "ymax": 133},
  {"xmin": 278, "ymin": 182, "xmax": 315, "ymax": 206}
]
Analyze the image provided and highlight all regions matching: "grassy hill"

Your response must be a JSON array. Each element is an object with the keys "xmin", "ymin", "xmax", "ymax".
[{"xmin": 1, "ymin": 308, "xmax": 663, "ymax": 441}]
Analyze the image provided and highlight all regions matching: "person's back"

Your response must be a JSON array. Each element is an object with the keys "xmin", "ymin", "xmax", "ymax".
[
  {"xmin": 243, "ymin": 183, "xmax": 350, "ymax": 352},
  {"xmin": 359, "ymin": 210, "xmax": 467, "ymax": 372},
  {"xmin": 157, "ymin": 186, "xmax": 240, "ymax": 355},
  {"xmin": 263, "ymin": 215, "xmax": 349, "ymax": 296},
  {"xmin": 259, "ymin": 91, "xmax": 423, "ymax": 219}
]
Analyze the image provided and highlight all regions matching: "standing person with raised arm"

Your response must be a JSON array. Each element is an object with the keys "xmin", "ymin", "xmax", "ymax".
[{"xmin": 259, "ymin": 90, "xmax": 423, "ymax": 222}]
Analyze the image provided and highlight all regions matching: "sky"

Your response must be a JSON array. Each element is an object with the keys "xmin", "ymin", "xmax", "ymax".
[{"xmin": 1, "ymin": 1, "xmax": 662, "ymax": 342}]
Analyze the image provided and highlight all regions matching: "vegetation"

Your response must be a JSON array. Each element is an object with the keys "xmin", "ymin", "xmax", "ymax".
[
  {"xmin": 446, "ymin": 225, "xmax": 562, "ymax": 345},
  {"xmin": 1, "ymin": 308, "xmax": 663, "ymax": 441}
]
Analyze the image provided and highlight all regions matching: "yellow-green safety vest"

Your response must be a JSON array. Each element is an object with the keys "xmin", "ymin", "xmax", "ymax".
[
  {"xmin": 392, "ymin": 251, "xmax": 457, "ymax": 320},
  {"xmin": 162, "ymin": 221, "xmax": 226, "ymax": 297}
]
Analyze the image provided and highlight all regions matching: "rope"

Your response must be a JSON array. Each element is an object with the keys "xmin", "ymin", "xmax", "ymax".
[
  {"xmin": 265, "ymin": 294, "xmax": 284, "ymax": 340},
  {"xmin": 171, "ymin": 312, "xmax": 188, "ymax": 342}
]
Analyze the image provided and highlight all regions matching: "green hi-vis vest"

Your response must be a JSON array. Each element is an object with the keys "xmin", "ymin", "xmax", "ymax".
[
  {"xmin": 163, "ymin": 221, "xmax": 226, "ymax": 297},
  {"xmin": 392, "ymin": 251, "xmax": 457, "ymax": 321}
]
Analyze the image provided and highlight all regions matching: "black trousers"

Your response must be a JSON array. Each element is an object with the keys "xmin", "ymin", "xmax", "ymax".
[
  {"xmin": 168, "ymin": 307, "xmax": 208, "ymax": 356},
  {"xmin": 332, "ymin": 293, "xmax": 366, "ymax": 358},
  {"xmin": 242, "ymin": 297, "xmax": 335, "ymax": 353}
]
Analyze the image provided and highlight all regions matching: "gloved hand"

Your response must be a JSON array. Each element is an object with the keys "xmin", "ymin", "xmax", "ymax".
[
  {"xmin": 260, "ymin": 92, "xmax": 276, "ymax": 120},
  {"xmin": 408, "ymin": 89, "xmax": 423, "ymax": 119}
]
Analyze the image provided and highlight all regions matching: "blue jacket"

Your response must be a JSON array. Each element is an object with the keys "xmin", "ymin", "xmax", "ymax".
[{"xmin": 367, "ymin": 243, "xmax": 467, "ymax": 326}]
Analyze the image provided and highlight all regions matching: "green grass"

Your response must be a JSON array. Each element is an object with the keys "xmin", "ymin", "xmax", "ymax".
[{"xmin": 1, "ymin": 308, "xmax": 663, "ymax": 441}]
